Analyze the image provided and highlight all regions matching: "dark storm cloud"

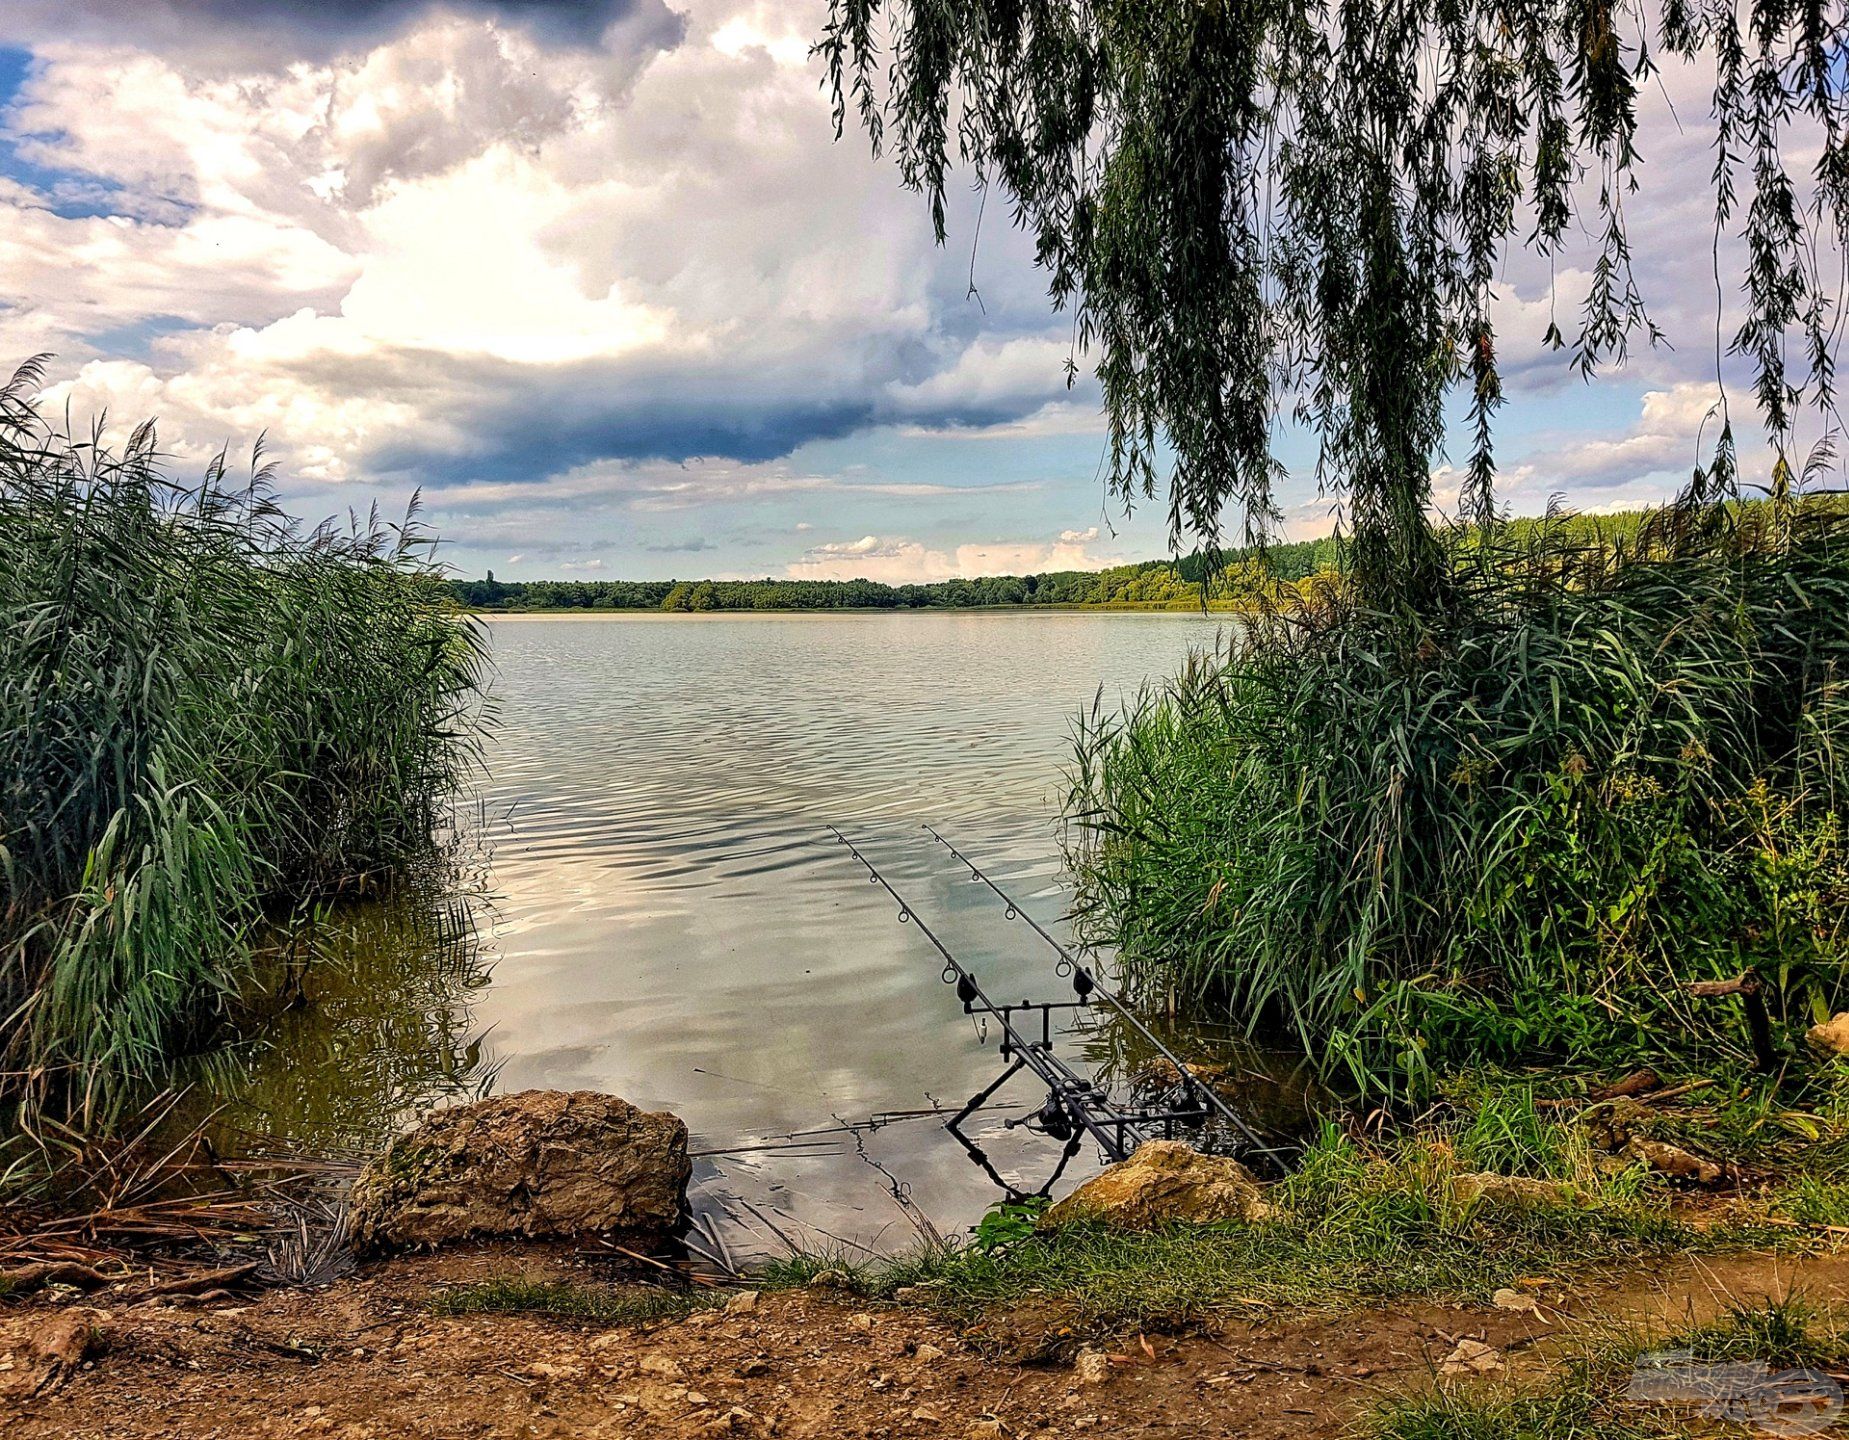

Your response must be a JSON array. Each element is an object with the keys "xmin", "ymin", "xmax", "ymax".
[
  {"xmin": 373, "ymin": 382, "xmax": 880, "ymax": 481},
  {"xmin": 0, "ymin": 0, "xmax": 682, "ymax": 65},
  {"xmin": 273, "ymin": 342, "xmax": 1076, "ymax": 489}
]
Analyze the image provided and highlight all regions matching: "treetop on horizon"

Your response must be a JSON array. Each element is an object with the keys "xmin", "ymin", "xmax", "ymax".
[{"xmin": 820, "ymin": 0, "xmax": 1849, "ymax": 602}]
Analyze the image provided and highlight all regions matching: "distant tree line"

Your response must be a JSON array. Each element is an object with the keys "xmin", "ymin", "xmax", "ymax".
[
  {"xmin": 451, "ymin": 536, "xmax": 1346, "ymax": 612},
  {"xmin": 449, "ymin": 506, "xmax": 1739, "ymax": 613}
]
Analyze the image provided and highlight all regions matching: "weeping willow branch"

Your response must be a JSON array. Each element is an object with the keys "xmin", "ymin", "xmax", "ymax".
[{"xmin": 821, "ymin": 0, "xmax": 1849, "ymax": 606}]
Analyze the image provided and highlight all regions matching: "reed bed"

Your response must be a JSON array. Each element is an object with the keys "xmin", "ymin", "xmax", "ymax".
[
  {"xmin": 1066, "ymin": 492, "xmax": 1849, "ymax": 1099},
  {"xmin": 0, "ymin": 357, "xmax": 487, "ymax": 1140}
]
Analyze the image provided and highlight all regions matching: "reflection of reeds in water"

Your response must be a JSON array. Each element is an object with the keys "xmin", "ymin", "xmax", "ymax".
[
  {"xmin": 1067, "ymin": 995, "xmax": 1326, "ymax": 1156},
  {"xmin": 1, "ymin": 865, "xmax": 497, "ymax": 1275},
  {"xmin": 200, "ymin": 864, "xmax": 501, "ymax": 1157}
]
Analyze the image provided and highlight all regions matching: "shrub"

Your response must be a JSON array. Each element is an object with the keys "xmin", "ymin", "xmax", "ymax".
[{"xmin": 1066, "ymin": 493, "xmax": 1849, "ymax": 1098}]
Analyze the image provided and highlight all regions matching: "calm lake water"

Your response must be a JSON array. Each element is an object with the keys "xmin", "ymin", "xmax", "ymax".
[{"xmin": 225, "ymin": 610, "xmax": 1265, "ymax": 1257}]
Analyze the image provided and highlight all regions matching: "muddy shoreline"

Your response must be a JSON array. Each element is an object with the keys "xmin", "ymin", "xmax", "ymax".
[{"xmin": 9, "ymin": 1241, "xmax": 1848, "ymax": 1439}]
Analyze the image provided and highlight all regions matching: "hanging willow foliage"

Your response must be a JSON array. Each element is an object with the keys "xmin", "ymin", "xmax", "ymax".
[{"xmin": 820, "ymin": 0, "xmax": 1849, "ymax": 603}]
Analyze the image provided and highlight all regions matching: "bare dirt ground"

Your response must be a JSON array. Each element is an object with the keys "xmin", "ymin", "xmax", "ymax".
[{"xmin": 5, "ymin": 1244, "xmax": 1847, "ymax": 1439}]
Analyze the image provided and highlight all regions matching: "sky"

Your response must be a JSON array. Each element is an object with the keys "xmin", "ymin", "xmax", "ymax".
[{"xmin": 0, "ymin": 0, "xmax": 1817, "ymax": 581}]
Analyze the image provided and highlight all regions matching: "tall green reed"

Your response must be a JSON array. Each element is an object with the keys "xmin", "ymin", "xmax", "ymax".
[
  {"xmin": 0, "ymin": 358, "xmax": 487, "ymax": 1132},
  {"xmin": 1066, "ymin": 492, "xmax": 1849, "ymax": 1099}
]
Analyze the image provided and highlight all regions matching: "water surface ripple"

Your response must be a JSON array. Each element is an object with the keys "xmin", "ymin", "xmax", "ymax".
[{"xmin": 474, "ymin": 611, "xmax": 1225, "ymax": 1253}]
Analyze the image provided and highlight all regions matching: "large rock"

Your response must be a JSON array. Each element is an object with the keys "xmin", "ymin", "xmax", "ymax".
[
  {"xmin": 349, "ymin": 1090, "xmax": 690, "ymax": 1252},
  {"xmin": 1039, "ymin": 1140, "xmax": 1271, "ymax": 1230}
]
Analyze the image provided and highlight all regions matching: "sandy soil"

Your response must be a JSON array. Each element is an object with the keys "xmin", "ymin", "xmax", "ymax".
[{"xmin": 5, "ymin": 1244, "xmax": 1847, "ymax": 1439}]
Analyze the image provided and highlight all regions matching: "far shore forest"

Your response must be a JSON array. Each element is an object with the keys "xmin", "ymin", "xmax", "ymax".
[{"xmin": 454, "ymin": 509, "xmax": 1666, "ymax": 613}]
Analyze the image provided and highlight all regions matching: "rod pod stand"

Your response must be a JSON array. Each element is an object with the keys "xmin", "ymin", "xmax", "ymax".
[{"xmin": 831, "ymin": 827, "xmax": 1285, "ymax": 1203}]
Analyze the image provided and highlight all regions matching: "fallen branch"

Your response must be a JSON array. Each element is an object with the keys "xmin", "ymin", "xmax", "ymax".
[
  {"xmin": 144, "ymin": 1261, "xmax": 258, "ymax": 1298},
  {"xmin": 1752, "ymin": 1216, "xmax": 1849, "ymax": 1238},
  {"xmin": 1684, "ymin": 974, "xmax": 1777, "ymax": 1071},
  {"xmin": 1637, "ymin": 1079, "xmax": 1717, "ymax": 1106},
  {"xmin": 1534, "ymin": 1077, "xmax": 1713, "ymax": 1112},
  {"xmin": 0, "ymin": 1260, "xmax": 112, "ymax": 1296}
]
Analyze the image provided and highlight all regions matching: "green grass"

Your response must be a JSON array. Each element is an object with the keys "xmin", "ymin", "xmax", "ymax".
[
  {"xmin": 757, "ymin": 1120, "xmax": 1779, "ymax": 1339},
  {"xmin": 1367, "ymin": 1296, "xmax": 1847, "ymax": 1440},
  {"xmin": 0, "ymin": 358, "xmax": 487, "ymax": 1135},
  {"xmin": 1366, "ymin": 1384, "xmax": 1649, "ymax": 1440},
  {"xmin": 429, "ymin": 1277, "xmax": 724, "ymax": 1326},
  {"xmin": 1066, "ymin": 493, "xmax": 1849, "ymax": 1100}
]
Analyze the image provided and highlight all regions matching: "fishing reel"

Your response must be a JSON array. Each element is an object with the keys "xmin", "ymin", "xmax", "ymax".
[{"xmin": 1007, "ymin": 1089, "xmax": 1076, "ymax": 1142}]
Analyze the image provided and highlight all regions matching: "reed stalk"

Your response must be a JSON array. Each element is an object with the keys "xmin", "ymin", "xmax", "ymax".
[
  {"xmin": 1066, "ymin": 493, "xmax": 1849, "ymax": 1098},
  {"xmin": 0, "ymin": 358, "xmax": 487, "ymax": 1134}
]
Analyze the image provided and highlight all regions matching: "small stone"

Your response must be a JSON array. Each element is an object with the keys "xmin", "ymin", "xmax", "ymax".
[
  {"xmin": 1439, "ymin": 1339, "xmax": 1503, "ymax": 1376},
  {"xmin": 640, "ymin": 1354, "xmax": 685, "ymax": 1379},
  {"xmin": 736, "ymin": 1358, "xmax": 771, "ymax": 1378},
  {"xmin": 914, "ymin": 1344, "xmax": 948, "ymax": 1364},
  {"xmin": 25, "ymin": 1309, "xmax": 103, "ymax": 1387},
  {"xmin": 725, "ymin": 1290, "xmax": 761, "ymax": 1315},
  {"xmin": 1072, "ymin": 1350, "xmax": 1112, "ymax": 1386},
  {"xmin": 850, "ymin": 1313, "xmax": 875, "ymax": 1331},
  {"xmin": 912, "ymin": 1406, "xmax": 944, "ymax": 1423},
  {"xmin": 1808, "ymin": 1013, "xmax": 1849, "ymax": 1057},
  {"xmin": 1491, "ymin": 1288, "xmax": 1545, "ymax": 1318},
  {"xmin": 1624, "ymin": 1136, "xmax": 1723, "ymax": 1186},
  {"xmin": 968, "ymin": 1419, "xmax": 1007, "ymax": 1439}
]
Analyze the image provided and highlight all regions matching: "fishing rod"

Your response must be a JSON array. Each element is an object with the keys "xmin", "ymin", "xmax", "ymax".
[
  {"xmin": 831, "ymin": 826, "xmax": 1233, "ymax": 1196},
  {"xmin": 921, "ymin": 823, "xmax": 1284, "ymax": 1167},
  {"xmin": 830, "ymin": 827, "xmax": 1116, "ymax": 1158}
]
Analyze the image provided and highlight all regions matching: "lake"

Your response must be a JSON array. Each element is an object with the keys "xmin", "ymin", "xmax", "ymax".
[{"xmin": 223, "ymin": 610, "xmax": 1249, "ymax": 1258}]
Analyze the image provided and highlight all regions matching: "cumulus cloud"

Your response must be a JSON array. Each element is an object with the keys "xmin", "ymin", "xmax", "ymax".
[
  {"xmin": 1402, "ymin": 378, "xmax": 1782, "ymax": 536},
  {"xmin": 0, "ymin": 1, "xmax": 682, "ymax": 67},
  {"xmin": 786, "ymin": 528, "xmax": 1123, "ymax": 583},
  {"xmin": 0, "ymin": 0, "xmax": 1076, "ymax": 502},
  {"xmin": 0, "ymin": 1, "xmax": 1828, "ymax": 581}
]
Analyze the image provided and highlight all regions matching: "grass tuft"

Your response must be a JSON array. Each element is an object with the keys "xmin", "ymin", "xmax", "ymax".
[
  {"xmin": 1368, "ymin": 1295, "xmax": 1846, "ymax": 1440},
  {"xmin": 761, "ymin": 1118, "xmax": 1769, "ymax": 1338}
]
